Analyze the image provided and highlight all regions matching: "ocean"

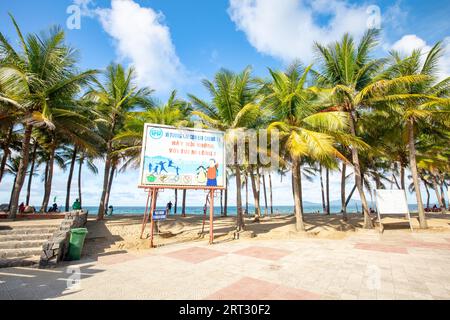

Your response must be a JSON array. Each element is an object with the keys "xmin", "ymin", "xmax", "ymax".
[{"xmin": 80, "ymin": 204, "xmax": 420, "ymax": 216}]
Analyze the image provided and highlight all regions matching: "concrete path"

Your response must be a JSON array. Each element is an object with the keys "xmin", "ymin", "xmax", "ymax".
[{"xmin": 1, "ymin": 230, "xmax": 450, "ymax": 300}]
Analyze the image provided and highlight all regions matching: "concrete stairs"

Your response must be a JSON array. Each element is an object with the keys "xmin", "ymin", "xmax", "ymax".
[{"xmin": 0, "ymin": 223, "xmax": 60, "ymax": 268}]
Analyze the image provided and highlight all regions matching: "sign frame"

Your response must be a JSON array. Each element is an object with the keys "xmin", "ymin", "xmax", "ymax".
[
  {"xmin": 138, "ymin": 123, "xmax": 227, "ymax": 248},
  {"xmin": 138, "ymin": 123, "xmax": 227, "ymax": 190},
  {"xmin": 375, "ymin": 189, "xmax": 413, "ymax": 232}
]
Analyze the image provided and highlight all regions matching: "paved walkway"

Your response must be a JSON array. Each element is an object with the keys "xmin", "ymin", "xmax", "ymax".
[{"xmin": 1, "ymin": 230, "xmax": 450, "ymax": 300}]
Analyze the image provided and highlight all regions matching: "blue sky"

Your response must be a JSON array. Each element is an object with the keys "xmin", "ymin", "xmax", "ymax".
[{"xmin": 1, "ymin": 0, "xmax": 449, "ymax": 207}]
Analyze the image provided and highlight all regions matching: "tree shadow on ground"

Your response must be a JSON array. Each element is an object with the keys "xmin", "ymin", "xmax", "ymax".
[
  {"xmin": 0, "ymin": 263, "xmax": 104, "ymax": 300},
  {"xmin": 83, "ymin": 220, "xmax": 127, "ymax": 262}
]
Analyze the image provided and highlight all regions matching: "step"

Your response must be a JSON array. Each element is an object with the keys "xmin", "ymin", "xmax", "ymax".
[
  {"xmin": 0, "ymin": 223, "xmax": 60, "ymax": 230},
  {"xmin": 0, "ymin": 256, "xmax": 40, "ymax": 268},
  {"xmin": 0, "ymin": 227, "xmax": 58, "ymax": 236},
  {"xmin": 0, "ymin": 240, "xmax": 47, "ymax": 250},
  {"xmin": 0, "ymin": 233, "xmax": 53, "ymax": 242},
  {"xmin": 0, "ymin": 247, "xmax": 42, "ymax": 259}
]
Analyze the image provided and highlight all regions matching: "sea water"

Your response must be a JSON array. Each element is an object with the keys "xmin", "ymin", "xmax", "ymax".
[{"xmin": 78, "ymin": 204, "xmax": 419, "ymax": 216}]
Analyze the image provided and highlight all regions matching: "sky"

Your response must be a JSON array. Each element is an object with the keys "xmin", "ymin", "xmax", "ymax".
[{"xmin": 0, "ymin": 0, "xmax": 449, "ymax": 208}]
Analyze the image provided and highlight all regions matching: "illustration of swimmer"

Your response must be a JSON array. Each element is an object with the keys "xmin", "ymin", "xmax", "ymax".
[
  {"xmin": 206, "ymin": 159, "xmax": 219, "ymax": 187},
  {"xmin": 148, "ymin": 163, "xmax": 153, "ymax": 173},
  {"xmin": 174, "ymin": 166, "xmax": 180, "ymax": 176},
  {"xmin": 158, "ymin": 161, "xmax": 168, "ymax": 173},
  {"xmin": 153, "ymin": 165, "xmax": 159, "ymax": 174}
]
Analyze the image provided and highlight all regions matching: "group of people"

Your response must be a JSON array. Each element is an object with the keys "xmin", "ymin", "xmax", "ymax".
[
  {"xmin": 18, "ymin": 202, "xmax": 36, "ymax": 214},
  {"xmin": 425, "ymin": 205, "xmax": 444, "ymax": 212},
  {"xmin": 16, "ymin": 198, "xmax": 84, "ymax": 214}
]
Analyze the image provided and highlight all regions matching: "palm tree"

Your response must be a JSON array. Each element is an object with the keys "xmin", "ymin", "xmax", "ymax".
[
  {"xmin": 84, "ymin": 63, "xmax": 153, "ymax": 220},
  {"xmin": 372, "ymin": 44, "xmax": 450, "ymax": 226},
  {"xmin": 313, "ymin": 30, "xmax": 387, "ymax": 228},
  {"xmin": 0, "ymin": 16, "xmax": 97, "ymax": 218},
  {"xmin": 189, "ymin": 67, "xmax": 261, "ymax": 232},
  {"xmin": 264, "ymin": 64, "xmax": 351, "ymax": 231}
]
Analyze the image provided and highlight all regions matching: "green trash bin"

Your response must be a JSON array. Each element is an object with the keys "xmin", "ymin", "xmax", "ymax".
[{"xmin": 68, "ymin": 228, "xmax": 88, "ymax": 261}]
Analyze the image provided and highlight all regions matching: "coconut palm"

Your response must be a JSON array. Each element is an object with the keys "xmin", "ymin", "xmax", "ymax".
[
  {"xmin": 371, "ymin": 44, "xmax": 450, "ymax": 226},
  {"xmin": 0, "ymin": 16, "xmax": 97, "ymax": 217},
  {"xmin": 84, "ymin": 63, "xmax": 154, "ymax": 220},
  {"xmin": 264, "ymin": 64, "xmax": 351, "ymax": 231},
  {"xmin": 313, "ymin": 30, "xmax": 387, "ymax": 228},
  {"xmin": 189, "ymin": 67, "xmax": 261, "ymax": 231}
]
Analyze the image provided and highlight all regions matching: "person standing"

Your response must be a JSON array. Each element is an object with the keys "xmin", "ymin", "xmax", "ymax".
[
  {"xmin": 166, "ymin": 201, "xmax": 173, "ymax": 215},
  {"xmin": 72, "ymin": 198, "xmax": 81, "ymax": 210}
]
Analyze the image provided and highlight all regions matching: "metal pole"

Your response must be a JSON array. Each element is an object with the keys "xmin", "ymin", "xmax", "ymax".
[
  {"xmin": 209, "ymin": 189, "xmax": 214, "ymax": 244},
  {"xmin": 140, "ymin": 189, "xmax": 152, "ymax": 239},
  {"xmin": 150, "ymin": 189, "xmax": 158, "ymax": 248}
]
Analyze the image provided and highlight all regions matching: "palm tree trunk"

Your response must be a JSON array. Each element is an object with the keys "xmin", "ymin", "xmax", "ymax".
[
  {"xmin": 220, "ymin": 190, "xmax": 223, "ymax": 216},
  {"xmin": 392, "ymin": 174, "xmax": 401, "ymax": 189},
  {"xmin": 400, "ymin": 164, "xmax": 406, "ymax": 190},
  {"xmin": 407, "ymin": 119, "xmax": 427, "ymax": 228},
  {"xmin": 235, "ymin": 166, "xmax": 245, "ymax": 230},
  {"xmin": 245, "ymin": 172, "xmax": 249, "ymax": 215},
  {"xmin": 262, "ymin": 172, "xmax": 268, "ymax": 217},
  {"xmin": 234, "ymin": 145, "xmax": 244, "ymax": 231},
  {"xmin": 78, "ymin": 156, "xmax": 83, "ymax": 208},
  {"xmin": 341, "ymin": 162, "xmax": 347, "ymax": 220},
  {"xmin": 174, "ymin": 189, "xmax": 178, "ymax": 214},
  {"xmin": 326, "ymin": 167, "xmax": 330, "ymax": 215},
  {"xmin": 348, "ymin": 111, "xmax": 372, "ymax": 228},
  {"xmin": 8, "ymin": 124, "xmax": 33, "ymax": 218},
  {"xmin": 65, "ymin": 146, "xmax": 78, "ymax": 212},
  {"xmin": 41, "ymin": 142, "xmax": 56, "ymax": 213},
  {"xmin": 430, "ymin": 175, "xmax": 444, "ymax": 212},
  {"xmin": 298, "ymin": 163, "xmax": 304, "ymax": 214},
  {"xmin": 269, "ymin": 173, "xmax": 274, "ymax": 215},
  {"xmin": 104, "ymin": 165, "xmax": 115, "ymax": 210},
  {"xmin": 248, "ymin": 165, "xmax": 261, "ymax": 222},
  {"xmin": 422, "ymin": 178, "xmax": 430, "ymax": 209},
  {"xmin": 292, "ymin": 157, "xmax": 305, "ymax": 231},
  {"xmin": 320, "ymin": 165, "xmax": 326, "ymax": 213},
  {"xmin": 181, "ymin": 189, "xmax": 187, "ymax": 216},
  {"xmin": 291, "ymin": 171, "xmax": 295, "ymax": 199},
  {"xmin": 98, "ymin": 155, "xmax": 111, "ymax": 220},
  {"xmin": 0, "ymin": 125, "xmax": 13, "ymax": 184},
  {"xmin": 26, "ymin": 142, "xmax": 38, "ymax": 206},
  {"xmin": 346, "ymin": 184, "xmax": 357, "ymax": 208},
  {"xmin": 438, "ymin": 174, "xmax": 447, "ymax": 209},
  {"xmin": 375, "ymin": 173, "xmax": 382, "ymax": 189},
  {"xmin": 223, "ymin": 183, "xmax": 228, "ymax": 217},
  {"xmin": 8, "ymin": 176, "xmax": 17, "ymax": 208}
]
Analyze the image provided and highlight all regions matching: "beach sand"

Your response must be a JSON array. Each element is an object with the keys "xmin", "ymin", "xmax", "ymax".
[{"xmin": 83, "ymin": 212, "xmax": 450, "ymax": 257}]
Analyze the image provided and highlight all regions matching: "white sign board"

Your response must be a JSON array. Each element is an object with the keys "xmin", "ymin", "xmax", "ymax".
[
  {"xmin": 375, "ymin": 189, "xmax": 409, "ymax": 215},
  {"xmin": 138, "ymin": 124, "xmax": 226, "ymax": 188}
]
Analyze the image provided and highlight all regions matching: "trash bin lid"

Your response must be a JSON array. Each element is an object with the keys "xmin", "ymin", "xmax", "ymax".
[{"xmin": 71, "ymin": 228, "xmax": 88, "ymax": 234}]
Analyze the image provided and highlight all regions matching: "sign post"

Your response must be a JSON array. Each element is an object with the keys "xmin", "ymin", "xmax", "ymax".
[{"xmin": 138, "ymin": 124, "xmax": 226, "ymax": 247}]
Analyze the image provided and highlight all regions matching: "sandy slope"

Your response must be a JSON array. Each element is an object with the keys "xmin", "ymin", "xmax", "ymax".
[{"xmin": 82, "ymin": 212, "xmax": 450, "ymax": 256}]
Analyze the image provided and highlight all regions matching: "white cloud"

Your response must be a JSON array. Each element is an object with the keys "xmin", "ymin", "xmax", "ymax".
[
  {"xmin": 391, "ymin": 35, "xmax": 450, "ymax": 79},
  {"xmin": 391, "ymin": 34, "xmax": 430, "ymax": 55},
  {"xmin": 439, "ymin": 38, "xmax": 450, "ymax": 80},
  {"xmin": 76, "ymin": 0, "xmax": 185, "ymax": 93},
  {"xmin": 227, "ymin": 0, "xmax": 371, "ymax": 63}
]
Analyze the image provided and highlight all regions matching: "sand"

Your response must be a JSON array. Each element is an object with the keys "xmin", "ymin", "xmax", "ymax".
[{"xmin": 82, "ymin": 211, "xmax": 450, "ymax": 257}]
